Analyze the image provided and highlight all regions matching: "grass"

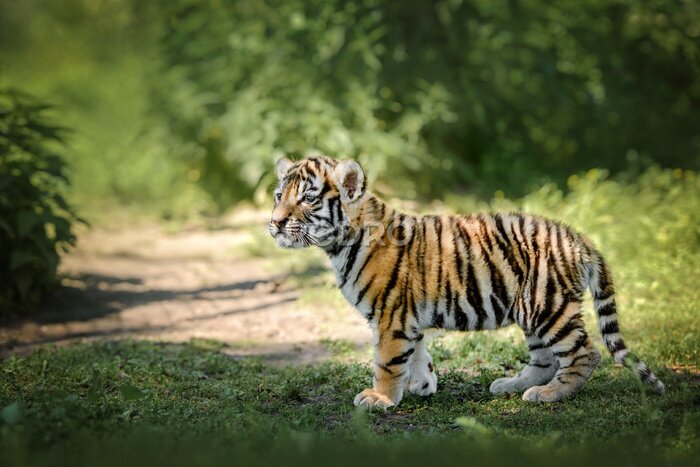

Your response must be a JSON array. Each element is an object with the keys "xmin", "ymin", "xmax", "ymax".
[{"xmin": 0, "ymin": 340, "xmax": 698, "ymax": 466}]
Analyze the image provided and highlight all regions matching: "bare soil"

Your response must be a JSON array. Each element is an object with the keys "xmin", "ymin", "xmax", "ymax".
[{"xmin": 0, "ymin": 211, "xmax": 371, "ymax": 363}]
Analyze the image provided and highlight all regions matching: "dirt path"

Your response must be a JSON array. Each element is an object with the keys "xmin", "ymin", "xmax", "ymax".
[{"xmin": 0, "ymin": 211, "xmax": 371, "ymax": 363}]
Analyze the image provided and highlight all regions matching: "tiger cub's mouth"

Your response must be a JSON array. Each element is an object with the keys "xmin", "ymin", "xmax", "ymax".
[
  {"xmin": 268, "ymin": 222, "xmax": 312, "ymax": 249},
  {"xmin": 272, "ymin": 232, "xmax": 305, "ymax": 249}
]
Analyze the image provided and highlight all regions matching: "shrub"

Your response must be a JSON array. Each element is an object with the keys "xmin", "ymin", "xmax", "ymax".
[
  {"xmin": 0, "ymin": 89, "xmax": 83, "ymax": 315},
  {"xmin": 156, "ymin": 0, "xmax": 700, "ymax": 208}
]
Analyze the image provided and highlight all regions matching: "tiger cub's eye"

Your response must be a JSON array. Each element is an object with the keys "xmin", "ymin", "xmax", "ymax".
[
  {"xmin": 274, "ymin": 192, "xmax": 282, "ymax": 204},
  {"xmin": 302, "ymin": 194, "xmax": 317, "ymax": 204}
]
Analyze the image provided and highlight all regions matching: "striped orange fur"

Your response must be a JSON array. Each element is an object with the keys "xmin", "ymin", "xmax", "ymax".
[{"xmin": 269, "ymin": 156, "xmax": 665, "ymax": 408}]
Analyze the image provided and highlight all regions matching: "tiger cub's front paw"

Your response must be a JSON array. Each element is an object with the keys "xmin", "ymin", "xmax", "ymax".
[
  {"xmin": 408, "ymin": 366, "xmax": 437, "ymax": 396},
  {"xmin": 353, "ymin": 388, "xmax": 396, "ymax": 410}
]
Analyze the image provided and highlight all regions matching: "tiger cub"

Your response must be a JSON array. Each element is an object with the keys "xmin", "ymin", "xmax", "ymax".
[{"xmin": 269, "ymin": 156, "xmax": 665, "ymax": 409}]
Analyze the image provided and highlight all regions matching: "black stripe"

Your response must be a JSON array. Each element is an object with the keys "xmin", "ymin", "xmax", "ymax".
[
  {"xmin": 392, "ymin": 329, "xmax": 422, "ymax": 341},
  {"xmin": 454, "ymin": 293, "xmax": 468, "ymax": 330},
  {"xmin": 545, "ymin": 316, "xmax": 579, "ymax": 346},
  {"xmin": 334, "ymin": 197, "xmax": 343, "ymax": 225},
  {"xmin": 466, "ymin": 261, "xmax": 485, "ymax": 329},
  {"xmin": 433, "ymin": 217, "xmax": 443, "ymax": 314},
  {"xmin": 309, "ymin": 157, "xmax": 322, "ymax": 170},
  {"xmin": 444, "ymin": 280, "xmax": 452, "ymax": 317},
  {"xmin": 510, "ymin": 221, "xmax": 529, "ymax": 271},
  {"xmin": 528, "ymin": 342, "xmax": 545, "ymax": 351},
  {"xmin": 597, "ymin": 302, "xmax": 617, "ymax": 317},
  {"xmin": 550, "ymin": 227, "xmax": 573, "ymax": 290},
  {"xmin": 340, "ymin": 229, "xmax": 365, "ymax": 287},
  {"xmin": 600, "ymin": 320, "xmax": 619, "ymax": 334},
  {"xmin": 530, "ymin": 223, "xmax": 542, "ymax": 316},
  {"xmin": 317, "ymin": 182, "xmax": 331, "ymax": 197},
  {"xmin": 553, "ymin": 333, "xmax": 587, "ymax": 357},
  {"xmin": 536, "ymin": 297, "xmax": 571, "ymax": 339},
  {"xmin": 487, "ymin": 255, "xmax": 508, "ymax": 320},
  {"xmin": 352, "ymin": 243, "xmax": 379, "ymax": 287},
  {"xmin": 376, "ymin": 200, "xmax": 385, "ymax": 219},
  {"xmin": 432, "ymin": 311, "xmax": 444, "ymax": 328},
  {"xmin": 392, "ymin": 215, "xmax": 406, "ymax": 244},
  {"xmin": 387, "ymin": 290, "xmax": 403, "ymax": 326},
  {"xmin": 560, "ymin": 353, "xmax": 589, "ymax": 369},
  {"xmin": 355, "ymin": 275, "xmax": 376, "ymax": 306},
  {"xmin": 490, "ymin": 294, "xmax": 506, "ymax": 324},
  {"xmin": 595, "ymin": 289, "xmax": 615, "ymax": 302},
  {"xmin": 452, "ymin": 219, "xmax": 465, "ymax": 286},
  {"xmin": 595, "ymin": 257, "xmax": 615, "ymax": 299},
  {"xmin": 376, "ymin": 248, "xmax": 405, "ymax": 313},
  {"xmin": 396, "ymin": 231, "xmax": 417, "ymax": 327},
  {"xmin": 493, "ymin": 214, "xmax": 524, "ymax": 284},
  {"xmin": 556, "ymin": 226, "xmax": 579, "ymax": 285},
  {"xmin": 399, "ymin": 276, "xmax": 414, "ymax": 328},
  {"xmin": 419, "ymin": 220, "xmax": 427, "ymax": 297},
  {"xmin": 607, "ymin": 339, "xmax": 626, "ymax": 354},
  {"xmin": 529, "ymin": 362, "xmax": 552, "ymax": 369},
  {"xmin": 386, "ymin": 348, "xmax": 415, "ymax": 366},
  {"xmin": 532, "ymin": 272, "xmax": 557, "ymax": 329}
]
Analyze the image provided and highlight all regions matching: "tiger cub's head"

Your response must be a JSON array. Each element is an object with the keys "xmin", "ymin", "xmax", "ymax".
[{"xmin": 269, "ymin": 156, "xmax": 366, "ymax": 250}]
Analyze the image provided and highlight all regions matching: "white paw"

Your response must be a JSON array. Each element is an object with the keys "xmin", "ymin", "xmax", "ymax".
[
  {"xmin": 353, "ymin": 388, "xmax": 395, "ymax": 410},
  {"xmin": 489, "ymin": 376, "xmax": 523, "ymax": 395},
  {"xmin": 522, "ymin": 384, "xmax": 566, "ymax": 403},
  {"xmin": 408, "ymin": 370, "xmax": 437, "ymax": 396}
]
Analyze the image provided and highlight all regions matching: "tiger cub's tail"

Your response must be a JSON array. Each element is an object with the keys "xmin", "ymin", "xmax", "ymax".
[{"xmin": 588, "ymin": 252, "xmax": 665, "ymax": 395}]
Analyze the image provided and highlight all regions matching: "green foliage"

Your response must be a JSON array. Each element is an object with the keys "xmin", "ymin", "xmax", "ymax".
[
  {"xmin": 0, "ymin": 0, "xmax": 210, "ymax": 220},
  {"xmin": 0, "ymin": 340, "xmax": 698, "ymax": 465},
  {"xmin": 157, "ymin": 0, "xmax": 700, "ymax": 207},
  {"xmin": 2, "ymin": 1, "xmax": 698, "ymax": 213},
  {"xmin": 0, "ymin": 90, "xmax": 83, "ymax": 314}
]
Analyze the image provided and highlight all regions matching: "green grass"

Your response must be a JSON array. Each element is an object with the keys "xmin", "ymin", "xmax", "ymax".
[{"xmin": 1, "ymin": 340, "xmax": 698, "ymax": 466}]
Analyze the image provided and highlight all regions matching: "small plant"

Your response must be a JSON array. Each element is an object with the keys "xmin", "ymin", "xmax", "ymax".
[{"xmin": 0, "ymin": 89, "xmax": 84, "ymax": 315}]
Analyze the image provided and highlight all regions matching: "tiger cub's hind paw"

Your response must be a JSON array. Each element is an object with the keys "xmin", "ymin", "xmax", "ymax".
[{"xmin": 522, "ymin": 384, "xmax": 573, "ymax": 403}]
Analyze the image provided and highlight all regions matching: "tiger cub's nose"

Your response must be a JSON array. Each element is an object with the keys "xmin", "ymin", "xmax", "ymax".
[{"xmin": 271, "ymin": 218, "xmax": 287, "ymax": 230}]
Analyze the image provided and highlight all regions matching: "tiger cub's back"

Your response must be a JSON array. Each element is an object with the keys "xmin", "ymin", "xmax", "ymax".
[{"xmin": 409, "ymin": 212, "xmax": 596, "ymax": 332}]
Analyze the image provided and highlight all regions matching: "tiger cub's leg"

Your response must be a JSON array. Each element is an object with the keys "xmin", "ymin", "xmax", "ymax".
[
  {"xmin": 522, "ymin": 307, "xmax": 601, "ymax": 403},
  {"xmin": 407, "ymin": 337, "xmax": 437, "ymax": 396},
  {"xmin": 489, "ymin": 335, "xmax": 558, "ymax": 395},
  {"xmin": 354, "ymin": 327, "xmax": 417, "ymax": 410}
]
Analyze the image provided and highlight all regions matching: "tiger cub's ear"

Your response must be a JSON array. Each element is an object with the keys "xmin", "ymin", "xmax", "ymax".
[
  {"xmin": 333, "ymin": 159, "xmax": 365, "ymax": 203},
  {"xmin": 276, "ymin": 158, "xmax": 293, "ymax": 180}
]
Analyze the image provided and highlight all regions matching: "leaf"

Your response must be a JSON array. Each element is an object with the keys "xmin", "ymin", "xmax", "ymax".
[
  {"xmin": 9, "ymin": 250, "xmax": 33, "ymax": 270},
  {"xmin": 16, "ymin": 210, "xmax": 39, "ymax": 238},
  {"xmin": 0, "ymin": 174, "xmax": 11, "ymax": 191},
  {"xmin": 0, "ymin": 218, "xmax": 12, "ymax": 236},
  {"xmin": 13, "ymin": 269, "xmax": 33, "ymax": 300},
  {"xmin": 1, "ymin": 401, "xmax": 23, "ymax": 425},
  {"xmin": 118, "ymin": 384, "xmax": 147, "ymax": 401}
]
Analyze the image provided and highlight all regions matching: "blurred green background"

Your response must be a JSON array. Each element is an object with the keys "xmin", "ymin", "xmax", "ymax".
[{"xmin": 2, "ymin": 0, "xmax": 698, "ymax": 216}]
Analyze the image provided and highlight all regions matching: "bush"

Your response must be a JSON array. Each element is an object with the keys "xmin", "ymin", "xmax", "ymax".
[
  {"xmin": 156, "ymin": 0, "xmax": 700, "ymax": 208},
  {"xmin": 0, "ymin": 89, "xmax": 83, "ymax": 315}
]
